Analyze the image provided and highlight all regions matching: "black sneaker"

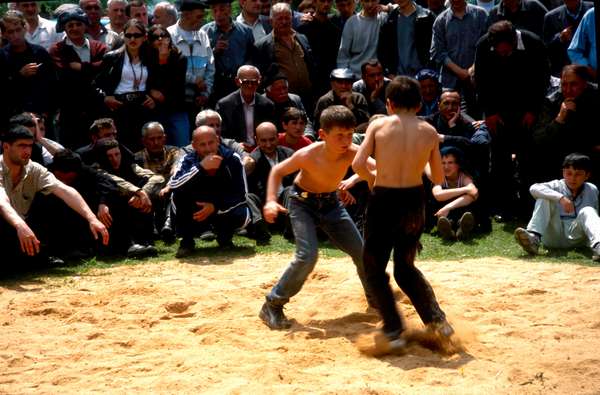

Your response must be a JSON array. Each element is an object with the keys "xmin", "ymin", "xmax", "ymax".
[
  {"xmin": 259, "ymin": 301, "xmax": 291, "ymax": 329},
  {"xmin": 160, "ymin": 225, "xmax": 176, "ymax": 244},
  {"xmin": 456, "ymin": 212, "xmax": 475, "ymax": 240},
  {"xmin": 175, "ymin": 239, "xmax": 196, "ymax": 258}
]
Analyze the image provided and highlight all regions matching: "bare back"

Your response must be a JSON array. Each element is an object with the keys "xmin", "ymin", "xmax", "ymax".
[
  {"xmin": 372, "ymin": 114, "xmax": 441, "ymax": 188},
  {"xmin": 294, "ymin": 142, "xmax": 356, "ymax": 193}
]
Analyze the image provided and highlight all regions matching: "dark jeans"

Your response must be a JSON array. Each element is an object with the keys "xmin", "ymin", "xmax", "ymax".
[
  {"xmin": 363, "ymin": 186, "xmax": 447, "ymax": 340},
  {"xmin": 172, "ymin": 191, "xmax": 250, "ymax": 243}
]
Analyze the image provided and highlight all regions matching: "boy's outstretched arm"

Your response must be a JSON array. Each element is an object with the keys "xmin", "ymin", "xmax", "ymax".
[{"xmin": 263, "ymin": 153, "xmax": 303, "ymax": 223}]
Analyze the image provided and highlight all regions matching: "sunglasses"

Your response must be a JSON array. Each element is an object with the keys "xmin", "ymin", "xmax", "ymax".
[
  {"xmin": 124, "ymin": 32, "xmax": 145, "ymax": 39},
  {"xmin": 150, "ymin": 32, "xmax": 170, "ymax": 40},
  {"xmin": 241, "ymin": 79, "xmax": 259, "ymax": 86}
]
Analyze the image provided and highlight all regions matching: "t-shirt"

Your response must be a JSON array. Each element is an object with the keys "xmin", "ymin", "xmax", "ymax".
[
  {"xmin": 278, "ymin": 133, "xmax": 312, "ymax": 151},
  {"xmin": 0, "ymin": 156, "xmax": 60, "ymax": 218}
]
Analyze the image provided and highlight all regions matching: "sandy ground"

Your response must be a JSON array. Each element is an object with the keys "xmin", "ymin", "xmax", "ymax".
[{"xmin": 1, "ymin": 254, "xmax": 600, "ymax": 394}]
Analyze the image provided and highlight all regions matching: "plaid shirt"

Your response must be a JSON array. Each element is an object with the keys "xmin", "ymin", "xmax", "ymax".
[{"xmin": 134, "ymin": 145, "xmax": 182, "ymax": 181}]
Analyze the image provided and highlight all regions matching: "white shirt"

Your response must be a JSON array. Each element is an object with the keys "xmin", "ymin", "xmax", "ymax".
[
  {"xmin": 65, "ymin": 37, "xmax": 91, "ymax": 63},
  {"xmin": 114, "ymin": 52, "xmax": 148, "ymax": 94},
  {"xmin": 235, "ymin": 13, "xmax": 268, "ymax": 42},
  {"xmin": 26, "ymin": 16, "xmax": 62, "ymax": 50},
  {"xmin": 240, "ymin": 91, "xmax": 256, "ymax": 145}
]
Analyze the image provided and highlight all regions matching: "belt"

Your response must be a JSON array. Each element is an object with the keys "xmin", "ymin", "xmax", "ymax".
[{"xmin": 294, "ymin": 184, "xmax": 337, "ymax": 199}]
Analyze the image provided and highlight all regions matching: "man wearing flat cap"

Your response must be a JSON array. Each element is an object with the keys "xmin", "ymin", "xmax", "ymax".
[
  {"xmin": 262, "ymin": 71, "xmax": 315, "ymax": 140},
  {"xmin": 201, "ymin": 0, "xmax": 255, "ymax": 104},
  {"xmin": 49, "ymin": 7, "xmax": 108, "ymax": 149},
  {"xmin": 168, "ymin": 0, "xmax": 215, "ymax": 121},
  {"xmin": 313, "ymin": 68, "xmax": 370, "ymax": 131}
]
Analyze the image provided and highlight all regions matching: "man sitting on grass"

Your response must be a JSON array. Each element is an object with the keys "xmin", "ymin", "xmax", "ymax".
[{"xmin": 515, "ymin": 153, "xmax": 600, "ymax": 261}]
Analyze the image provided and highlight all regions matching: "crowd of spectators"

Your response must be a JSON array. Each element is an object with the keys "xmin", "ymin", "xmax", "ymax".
[{"xmin": 0, "ymin": 0, "xmax": 598, "ymax": 266}]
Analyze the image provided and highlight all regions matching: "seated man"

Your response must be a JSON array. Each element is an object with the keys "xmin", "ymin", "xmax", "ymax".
[
  {"xmin": 0, "ymin": 126, "xmax": 108, "ymax": 266},
  {"xmin": 515, "ymin": 153, "xmax": 600, "ymax": 261},
  {"xmin": 215, "ymin": 65, "xmax": 275, "ymax": 150},
  {"xmin": 352, "ymin": 59, "xmax": 390, "ymax": 116},
  {"xmin": 134, "ymin": 121, "xmax": 183, "ymax": 241},
  {"xmin": 431, "ymin": 147, "xmax": 479, "ymax": 240},
  {"xmin": 313, "ymin": 68, "xmax": 370, "ymax": 131},
  {"xmin": 262, "ymin": 72, "xmax": 315, "ymax": 140},
  {"xmin": 170, "ymin": 126, "xmax": 251, "ymax": 257},
  {"xmin": 278, "ymin": 107, "xmax": 312, "ymax": 151},
  {"xmin": 76, "ymin": 118, "xmax": 134, "ymax": 166},
  {"xmin": 94, "ymin": 138, "xmax": 163, "ymax": 257},
  {"xmin": 9, "ymin": 113, "xmax": 64, "ymax": 166}
]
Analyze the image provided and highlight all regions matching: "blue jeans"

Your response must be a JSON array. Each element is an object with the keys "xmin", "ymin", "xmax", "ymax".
[
  {"xmin": 267, "ymin": 191, "xmax": 371, "ymax": 305},
  {"xmin": 160, "ymin": 111, "xmax": 191, "ymax": 147}
]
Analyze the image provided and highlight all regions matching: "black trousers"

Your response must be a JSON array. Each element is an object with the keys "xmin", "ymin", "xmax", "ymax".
[{"xmin": 363, "ymin": 186, "xmax": 447, "ymax": 339}]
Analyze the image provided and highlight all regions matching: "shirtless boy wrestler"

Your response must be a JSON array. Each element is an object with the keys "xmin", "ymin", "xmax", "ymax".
[
  {"xmin": 259, "ymin": 105, "xmax": 376, "ymax": 330},
  {"xmin": 352, "ymin": 76, "xmax": 454, "ymax": 351}
]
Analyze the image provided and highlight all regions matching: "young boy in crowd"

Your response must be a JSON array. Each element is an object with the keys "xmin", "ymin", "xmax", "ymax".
[
  {"xmin": 515, "ymin": 153, "xmax": 600, "ymax": 260},
  {"xmin": 432, "ymin": 147, "xmax": 478, "ymax": 241},
  {"xmin": 259, "ymin": 105, "xmax": 376, "ymax": 330},
  {"xmin": 278, "ymin": 107, "xmax": 313, "ymax": 151}
]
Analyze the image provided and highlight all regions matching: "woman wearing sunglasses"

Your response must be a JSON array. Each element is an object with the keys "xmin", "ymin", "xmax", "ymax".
[
  {"xmin": 94, "ymin": 19, "xmax": 161, "ymax": 151},
  {"xmin": 146, "ymin": 24, "xmax": 189, "ymax": 147}
]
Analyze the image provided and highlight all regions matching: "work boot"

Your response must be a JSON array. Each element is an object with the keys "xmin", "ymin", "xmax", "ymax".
[
  {"xmin": 514, "ymin": 227, "xmax": 540, "ymax": 255},
  {"xmin": 437, "ymin": 216, "xmax": 455, "ymax": 240},
  {"xmin": 175, "ymin": 238, "xmax": 196, "ymax": 258},
  {"xmin": 127, "ymin": 243, "xmax": 158, "ymax": 258},
  {"xmin": 259, "ymin": 299, "xmax": 291, "ymax": 329},
  {"xmin": 456, "ymin": 212, "xmax": 475, "ymax": 240}
]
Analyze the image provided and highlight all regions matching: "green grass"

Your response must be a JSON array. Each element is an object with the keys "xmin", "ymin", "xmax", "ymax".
[{"xmin": 2, "ymin": 219, "xmax": 598, "ymax": 284}]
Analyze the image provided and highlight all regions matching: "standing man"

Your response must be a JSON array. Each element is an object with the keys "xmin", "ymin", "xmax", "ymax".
[
  {"xmin": 487, "ymin": 0, "xmax": 548, "ymax": 37},
  {"xmin": 567, "ymin": 7, "xmax": 597, "ymax": 79},
  {"xmin": 106, "ymin": 0, "xmax": 128, "ymax": 34},
  {"xmin": 378, "ymin": 0, "xmax": 435, "ymax": 78},
  {"xmin": 126, "ymin": 0, "xmax": 149, "ymax": 26},
  {"xmin": 474, "ymin": 20, "xmax": 550, "ymax": 218},
  {"xmin": 430, "ymin": 0, "xmax": 487, "ymax": 116},
  {"xmin": 14, "ymin": 1, "xmax": 61, "ymax": 50},
  {"xmin": 352, "ymin": 76, "xmax": 454, "ymax": 353},
  {"xmin": 297, "ymin": 0, "xmax": 342, "ymax": 98},
  {"xmin": 337, "ymin": 0, "xmax": 387, "ymax": 77},
  {"xmin": 153, "ymin": 2, "xmax": 179, "ymax": 28},
  {"xmin": 202, "ymin": 0, "xmax": 256, "ymax": 103},
  {"xmin": 330, "ymin": 0, "xmax": 357, "ymax": 30},
  {"xmin": 543, "ymin": 0, "xmax": 593, "ymax": 76},
  {"xmin": 168, "ymin": 0, "xmax": 215, "ymax": 124},
  {"xmin": 237, "ymin": 0, "xmax": 272, "ymax": 41},
  {"xmin": 253, "ymin": 3, "xmax": 317, "ymax": 111},
  {"xmin": 79, "ymin": 0, "xmax": 120, "ymax": 48},
  {"xmin": 0, "ymin": 126, "xmax": 108, "ymax": 265}
]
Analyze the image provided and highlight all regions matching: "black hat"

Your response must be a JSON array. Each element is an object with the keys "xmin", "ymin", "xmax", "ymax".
[
  {"xmin": 56, "ymin": 7, "xmax": 89, "ymax": 33},
  {"xmin": 264, "ymin": 71, "xmax": 288, "ymax": 88},
  {"xmin": 330, "ymin": 68, "xmax": 355, "ymax": 81},
  {"xmin": 177, "ymin": 0, "xmax": 208, "ymax": 11}
]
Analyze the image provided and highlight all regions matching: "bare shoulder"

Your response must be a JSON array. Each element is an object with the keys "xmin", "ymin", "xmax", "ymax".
[
  {"xmin": 417, "ymin": 119, "xmax": 438, "ymax": 137},
  {"xmin": 293, "ymin": 141, "xmax": 323, "ymax": 162}
]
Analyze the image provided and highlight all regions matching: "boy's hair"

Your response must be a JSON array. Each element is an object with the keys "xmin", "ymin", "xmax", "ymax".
[
  {"xmin": 562, "ymin": 153, "xmax": 592, "ymax": 172},
  {"xmin": 440, "ymin": 146, "xmax": 464, "ymax": 167},
  {"xmin": 50, "ymin": 150, "xmax": 83, "ymax": 173},
  {"xmin": 2, "ymin": 125, "xmax": 34, "ymax": 144},
  {"xmin": 319, "ymin": 105, "xmax": 356, "ymax": 132},
  {"xmin": 386, "ymin": 76, "xmax": 422, "ymax": 110},
  {"xmin": 281, "ymin": 107, "xmax": 307, "ymax": 124}
]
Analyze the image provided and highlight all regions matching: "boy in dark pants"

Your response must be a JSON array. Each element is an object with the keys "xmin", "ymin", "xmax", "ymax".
[
  {"xmin": 259, "ymin": 105, "xmax": 376, "ymax": 330},
  {"xmin": 353, "ymin": 76, "xmax": 454, "ymax": 353}
]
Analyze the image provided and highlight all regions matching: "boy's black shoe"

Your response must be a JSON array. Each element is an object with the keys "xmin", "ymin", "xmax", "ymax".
[
  {"xmin": 456, "ymin": 212, "xmax": 475, "ymax": 240},
  {"xmin": 259, "ymin": 300, "xmax": 292, "ymax": 329},
  {"xmin": 437, "ymin": 216, "xmax": 455, "ymax": 240}
]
